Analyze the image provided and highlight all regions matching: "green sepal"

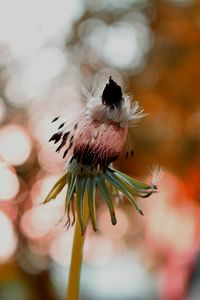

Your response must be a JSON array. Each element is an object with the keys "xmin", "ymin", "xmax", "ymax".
[
  {"xmin": 76, "ymin": 176, "xmax": 87, "ymax": 235},
  {"xmin": 65, "ymin": 174, "xmax": 76, "ymax": 213},
  {"xmin": 112, "ymin": 171, "xmax": 150, "ymax": 198},
  {"xmin": 86, "ymin": 176, "xmax": 97, "ymax": 231},
  {"xmin": 105, "ymin": 170, "xmax": 144, "ymax": 216},
  {"xmin": 71, "ymin": 194, "xmax": 75, "ymax": 226},
  {"xmin": 95, "ymin": 174, "xmax": 117, "ymax": 225},
  {"xmin": 43, "ymin": 173, "xmax": 68, "ymax": 203},
  {"xmin": 111, "ymin": 168, "xmax": 152, "ymax": 192}
]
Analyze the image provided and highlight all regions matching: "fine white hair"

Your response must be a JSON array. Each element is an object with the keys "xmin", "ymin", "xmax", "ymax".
[
  {"xmin": 84, "ymin": 88, "xmax": 147, "ymax": 128},
  {"xmin": 150, "ymin": 165, "xmax": 164, "ymax": 186}
]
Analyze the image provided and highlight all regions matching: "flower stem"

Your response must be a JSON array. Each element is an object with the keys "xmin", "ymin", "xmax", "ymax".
[{"xmin": 66, "ymin": 196, "xmax": 89, "ymax": 300}]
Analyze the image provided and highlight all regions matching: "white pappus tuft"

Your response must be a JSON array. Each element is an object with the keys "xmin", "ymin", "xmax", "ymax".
[
  {"xmin": 126, "ymin": 97, "xmax": 148, "ymax": 127},
  {"xmin": 151, "ymin": 165, "xmax": 164, "ymax": 187},
  {"xmin": 84, "ymin": 89, "xmax": 147, "ymax": 128}
]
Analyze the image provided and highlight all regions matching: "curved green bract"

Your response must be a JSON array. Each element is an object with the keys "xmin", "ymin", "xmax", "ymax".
[
  {"xmin": 65, "ymin": 174, "xmax": 76, "ymax": 210},
  {"xmin": 111, "ymin": 168, "xmax": 152, "ymax": 192},
  {"xmin": 43, "ymin": 173, "xmax": 68, "ymax": 203},
  {"xmin": 65, "ymin": 194, "xmax": 76, "ymax": 228},
  {"xmin": 71, "ymin": 195, "xmax": 75, "ymax": 226},
  {"xmin": 104, "ymin": 170, "xmax": 144, "ymax": 216},
  {"xmin": 95, "ymin": 174, "xmax": 117, "ymax": 225},
  {"xmin": 113, "ymin": 172, "xmax": 143, "ymax": 197},
  {"xmin": 112, "ymin": 171, "xmax": 152, "ymax": 198},
  {"xmin": 86, "ymin": 176, "xmax": 97, "ymax": 231},
  {"xmin": 76, "ymin": 176, "xmax": 87, "ymax": 235},
  {"xmin": 43, "ymin": 164, "xmax": 158, "ymax": 232}
]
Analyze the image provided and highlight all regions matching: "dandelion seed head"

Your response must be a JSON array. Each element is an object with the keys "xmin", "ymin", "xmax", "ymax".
[
  {"xmin": 49, "ymin": 77, "xmax": 148, "ymax": 172},
  {"xmin": 45, "ymin": 77, "xmax": 159, "ymax": 232},
  {"xmin": 49, "ymin": 79, "xmax": 134, "ymax": 168}
]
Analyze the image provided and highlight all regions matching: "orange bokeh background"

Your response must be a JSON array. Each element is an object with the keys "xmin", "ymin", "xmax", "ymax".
[{"xmin": 0, "ymin": 1, "xmax": 200, "ymax": 299}]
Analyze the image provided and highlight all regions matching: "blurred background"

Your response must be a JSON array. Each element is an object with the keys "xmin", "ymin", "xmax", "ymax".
[{"xmin": 0, "ymin": 0, "xmax": 200, "ymax": 299}]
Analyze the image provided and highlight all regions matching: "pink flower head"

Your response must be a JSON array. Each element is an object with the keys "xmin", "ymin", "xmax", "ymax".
[{"xmin": 49, "ymin": 77, "xmax": 145, "ymax": 174}]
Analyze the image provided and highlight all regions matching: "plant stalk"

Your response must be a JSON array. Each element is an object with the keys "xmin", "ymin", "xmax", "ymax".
[{"xmin": 66, "ymin": 196, "xmax": 89, "ymax": 300}]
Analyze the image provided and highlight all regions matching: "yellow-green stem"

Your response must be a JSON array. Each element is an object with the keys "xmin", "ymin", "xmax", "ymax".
[{"xmin": 66, "ymin": 197, "xmax": 89, "ymax": 300}]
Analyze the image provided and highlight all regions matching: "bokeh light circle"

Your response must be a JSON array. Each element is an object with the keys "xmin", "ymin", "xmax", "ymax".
[
  {"xmin": 21, "ymin": 204, "xmax": 62, "ymax": 239},
  {"xmin": 0, "ymin": 211, "xmax": 17, "ymax": 262},
  {"xmin": 0, "ymin": 163, "xmax": 20, "ymax": 200},
  {"xmin": 21, "ymin": 174, "xmax": 66, "ymax": 239},
  {"xmin": 0, "ymin": 125, "xmax": 32, "ymax": 166}
]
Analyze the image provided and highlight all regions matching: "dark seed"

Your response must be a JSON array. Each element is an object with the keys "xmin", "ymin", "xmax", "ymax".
[
  {"xmin": 63, "ymin": 149, "xmax": 68, "ymax": 158},
  {"xmin": 56, "ymin": 143, "xmax": 64, "ymax": 152},
  {"xmin": 58, "ymin": 123, "xmax": 65, "ymax": 130},
  {"xmin": 63, "ymin": 142, "xmax": 73, "ymax": 159},
  {"xmin": 52, "ymin": 116, "xmax": 60, "ymax": 123},
  {"xmin": 68, "ymin": 142, "xmax": 73, "ymax": 150},
  {"xmin": 138, "ymin": 209, "xmax": 144, "ymax": 216},
  {"xmin": 49, "ymin": 132, "xmax": 62, "ymax": 144},
  {"xmin": 55, "ymin": 131, "xmax": 70, "ymax": 152},
  {"xmin": 131, "ymin": 150, "xmax": 134, "ymax": 157},
  {"xmin": 63, "ymin": 131, "xmax": 70, "ymax": 139},
  {"xmin": 69, "ymin": 156, "xmax": 74, "ymax": 164},
  {"xmin": 56, "ymin": 147, "xmax": 60, "ymax": 153}
]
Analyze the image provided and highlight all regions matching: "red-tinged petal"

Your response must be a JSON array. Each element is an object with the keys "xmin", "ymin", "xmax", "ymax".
[{"xmin": 72, "ymin": 119, "xmax": 127, "ymax": 170}]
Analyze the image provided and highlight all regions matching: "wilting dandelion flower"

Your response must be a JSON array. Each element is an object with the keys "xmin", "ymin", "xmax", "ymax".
[{"xmin": 44, "ymin": 77, "xmax": 161, "ymax": 234}]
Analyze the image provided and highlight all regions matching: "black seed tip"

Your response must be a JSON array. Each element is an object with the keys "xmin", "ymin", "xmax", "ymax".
[
  {"xmin": 102, "ymin": 76, "xmax": 123, "ymax": 109},
  {"xmin": 58, "ymin": 123, "xmax": 65, "ymax": 130},
  {"xmin": 138, "ymin": 209, "xmax": 144, "ymax": 216},
  {"xmin": 69, "ymin": 156, "xmax": 74, "ymax": 164},
  {"xmin": 52, "ymin": 116, "xmax": 60, "ymax": 123},
  {"xmin": 68, "ymin": 142, "xmax": 73, "ymax": 150},
  {"xmin": 125, "ymin": 151, "xmax": 129, "ymax": 159},
  {"xmin": 111, "ymin": 215, "xmax": 117, "ymax": 225},
  {"xmin": 63, "ymin": 149, "xmax": 68, "ymax": 158},
  {"xmin": 49, "ymin": 132, "xmax": 62, "ymax": 144},
  {"xmin": 131, "ymin": 150, "xmax": 134, "ymax": 157},
  {"xmin": 63, "ymin": 131, "xmax": 70, "ymax": 140}
]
